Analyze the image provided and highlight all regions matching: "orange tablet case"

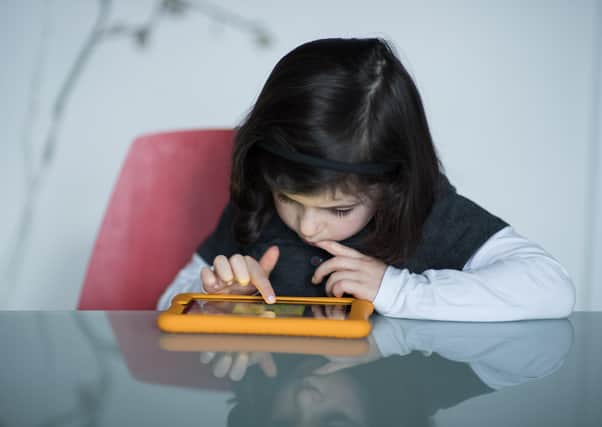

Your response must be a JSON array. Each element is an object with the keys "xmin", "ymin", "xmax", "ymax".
[
  {"xmin": 159, "ymin": 334, "xmax": 370, "ymax": 356},
  {"xmin": 157, "ymin": 293, "xmax": 374, "ymax": 338}
]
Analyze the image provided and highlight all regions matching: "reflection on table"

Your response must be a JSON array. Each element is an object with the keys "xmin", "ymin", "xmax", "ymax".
[{"xmin": 1, "ymin": 311, "xmax": 601, "ymax": 427}]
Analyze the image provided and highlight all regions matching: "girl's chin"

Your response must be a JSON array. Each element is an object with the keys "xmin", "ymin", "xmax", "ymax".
[{"xmin": 300, "ymin": 237, "xmax": 320, "ymax": 246}]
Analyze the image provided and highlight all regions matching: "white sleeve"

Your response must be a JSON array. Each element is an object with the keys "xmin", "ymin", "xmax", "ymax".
[
  {"xmin": 370, "ymin": 317, "xmax": 573, "ymax": 390},
  {"xmin": 156, "ymin": 253, "xmax": 210, "ymax": 311},
  {"xmin": 372, "ymin": 226, "xmax": 576, "ymax": 321}
]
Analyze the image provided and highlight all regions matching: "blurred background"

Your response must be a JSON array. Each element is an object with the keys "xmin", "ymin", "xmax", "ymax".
[{"xmin": 1, "ymin": 0, "xmax": 600, "ymax": 310}]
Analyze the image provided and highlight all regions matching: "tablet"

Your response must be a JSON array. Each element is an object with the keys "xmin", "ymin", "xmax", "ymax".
[
  {"xmin": 157, "ymin": 293, "xmax": 373, "ymax": 338},
  {"xmin": 159, "ymin": 334, "xmax": 370, "ymax": 356}
]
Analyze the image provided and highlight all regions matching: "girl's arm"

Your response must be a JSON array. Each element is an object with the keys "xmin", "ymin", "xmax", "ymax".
[
  {"xmin": 373, "ymin": 226, "xmax": 576, "ymax": 321},
  {"xmin": 156, "ymin": 254, "xmax": 209, "ymax": 310},
  {"xmin": 370, "ymin": 317, "xmax": 573, "ymax": 389}
]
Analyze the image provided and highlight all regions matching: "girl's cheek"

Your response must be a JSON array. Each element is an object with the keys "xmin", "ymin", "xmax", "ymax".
[{"xmin": 275, "ymin": 203, "xmax": 297, "ymax": 228}]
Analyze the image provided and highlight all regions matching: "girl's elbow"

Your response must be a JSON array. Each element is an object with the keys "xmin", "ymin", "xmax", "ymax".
[
  {"xmin": 554, "ymin": 277, "xmax": 576, "ymax": 317},
  {"xmin": 521, "ymin": 257, "xmax": 575, "ymax": 319},
  {"xmin": 540, "ymin": 273, "xmax": 576, "ymax": 319}
]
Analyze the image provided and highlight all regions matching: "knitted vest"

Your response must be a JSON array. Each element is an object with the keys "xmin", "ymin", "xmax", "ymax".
[{"xmin": 197, "ymin": 176, "xmax": 507, "ymax": 296}]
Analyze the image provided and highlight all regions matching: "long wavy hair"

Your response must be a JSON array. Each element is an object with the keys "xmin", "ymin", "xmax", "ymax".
[{"xmin": 230, "ymin": 38, "xmax": 442, "ymax": 264}]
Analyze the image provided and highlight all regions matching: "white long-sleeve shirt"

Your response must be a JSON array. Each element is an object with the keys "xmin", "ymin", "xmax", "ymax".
[
  {"xmin": 368, "ymin": 316, "xmax": 573, "ymax": 389},
  {"xmin": 156, "ymin": 226, "xmax": 575, "ymax": 321}
]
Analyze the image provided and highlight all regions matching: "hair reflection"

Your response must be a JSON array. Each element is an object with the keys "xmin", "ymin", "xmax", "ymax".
[{"xmin": 217, "ymin": 319, "xmax": 573, "ymax": 427}]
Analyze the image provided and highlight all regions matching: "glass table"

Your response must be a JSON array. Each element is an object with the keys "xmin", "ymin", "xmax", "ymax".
[{"xmin": 1, "ymin": 311, "xmax": 600, "ymax": 426}]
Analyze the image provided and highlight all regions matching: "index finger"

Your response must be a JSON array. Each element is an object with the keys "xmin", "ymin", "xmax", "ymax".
[
  {"xmin": 255, "ymin": 352, "xmax": 277, "ymax": 377},
  {"xmin": 315, "ymin": 240, "xmax": 364, "ymax": 259},
  {"xmin": 245, "ymin": 256, "xmax": 276, "ymax": 304}
]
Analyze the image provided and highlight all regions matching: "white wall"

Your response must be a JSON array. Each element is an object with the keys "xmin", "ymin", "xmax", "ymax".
[
  {"xmin": 1, "ymin": 0, "xmax": 600, "ymax": 310},
  {"xmin": 588, "ymin": 1, "xmax": 602, "ymax": 310}
]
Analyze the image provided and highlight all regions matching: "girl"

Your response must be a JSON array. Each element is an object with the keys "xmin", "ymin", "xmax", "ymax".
[{"xmin": 157, "ymin": 37, "xmax": 575, "ymax": 321}]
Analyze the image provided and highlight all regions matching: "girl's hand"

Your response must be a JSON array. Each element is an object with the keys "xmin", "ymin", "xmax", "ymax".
[
  {"xmin": 311, "ymin": 241, "xmax": 387, "ymax": 302},
  {"xmin": 199, "ymin": 351, "xmax": 277, "ymax": 382},
  {"xmin": 200, "ymin": 246, "xmax": 280, "ymax": 304}
]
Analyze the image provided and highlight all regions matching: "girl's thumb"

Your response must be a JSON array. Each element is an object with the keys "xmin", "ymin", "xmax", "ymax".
[{"xmin": 259, "ymin": 246, "xmax": 280, "ymax": 275}]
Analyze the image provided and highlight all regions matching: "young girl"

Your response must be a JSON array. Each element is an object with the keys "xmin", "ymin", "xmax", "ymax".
[{"xmin": 157, "ymin": 37, "xmax": 575, "ymax": 321}]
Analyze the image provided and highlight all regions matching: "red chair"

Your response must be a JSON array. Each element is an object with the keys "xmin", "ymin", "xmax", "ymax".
[{"xmin": 78, "ymin": 129, "xmax": 234, "ymax": 310}]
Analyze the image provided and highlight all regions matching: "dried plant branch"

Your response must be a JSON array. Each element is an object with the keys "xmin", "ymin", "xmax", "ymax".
[{"xmin": 2, "ymin": 0, "xmax": 273, "ymax": 305}]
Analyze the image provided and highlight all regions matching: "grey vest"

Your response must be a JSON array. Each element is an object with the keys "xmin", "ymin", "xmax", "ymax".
[{"xmin": 197, "ymin": 176, "xmax": 507, "ymax": 297}]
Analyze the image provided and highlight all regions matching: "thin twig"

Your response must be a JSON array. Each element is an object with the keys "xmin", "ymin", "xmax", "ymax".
[{"xmin": 2, "ymin": 0, "xmax": 273, "ymax": 306}]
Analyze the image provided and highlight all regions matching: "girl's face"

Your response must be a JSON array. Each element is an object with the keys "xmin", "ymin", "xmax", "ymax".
[
  {"xmin": 272, "ymin": 188, "xmax": 376, "ymax": 244},
  {"xmin": 269, "ymin": 372, "xmax": 368, "ymax": 427}
]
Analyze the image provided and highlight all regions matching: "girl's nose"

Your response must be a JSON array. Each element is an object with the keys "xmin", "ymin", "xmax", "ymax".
[{"xmin": 298, "ymin": 211, "xmax": 321, "ymax": 238}]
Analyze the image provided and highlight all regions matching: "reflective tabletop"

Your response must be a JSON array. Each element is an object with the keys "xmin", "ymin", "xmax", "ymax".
[{"xmin": 2, "ymin": 311, "xmax": 601, "ymax": 427}]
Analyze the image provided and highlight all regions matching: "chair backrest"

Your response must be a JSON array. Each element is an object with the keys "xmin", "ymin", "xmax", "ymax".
[{"xmin": 78, "ymin": 129, "xmax": 234, "ymax": 309}]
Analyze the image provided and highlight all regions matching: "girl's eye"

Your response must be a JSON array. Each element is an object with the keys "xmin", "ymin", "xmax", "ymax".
[
  {"xmin": 277, "ymin": 194, "xmax": 293, "ymax": 204},
  {"xmin": 331, "ymin": 209, "xmax": 353, "ymax": 218},
  {"xmin": 277, "ymin": 194, "xmax": 353, "ymax": 218}
]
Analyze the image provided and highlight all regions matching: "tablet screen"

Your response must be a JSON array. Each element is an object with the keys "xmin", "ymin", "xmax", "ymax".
[{"xmin": 183, "ymin": 299, "xmax": 351, "ymax": 319}]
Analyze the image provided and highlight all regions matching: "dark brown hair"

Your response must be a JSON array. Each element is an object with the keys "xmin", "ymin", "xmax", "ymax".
[{"xmin": 230, "ymin": 38, "xmax": 442, "ymax": 264}]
